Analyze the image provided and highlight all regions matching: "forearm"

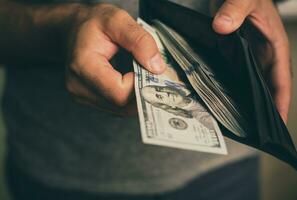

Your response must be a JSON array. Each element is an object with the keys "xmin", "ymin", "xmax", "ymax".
[{"xmin": 0, "ymin": 2, "xmax": 88, "ymax": 65}]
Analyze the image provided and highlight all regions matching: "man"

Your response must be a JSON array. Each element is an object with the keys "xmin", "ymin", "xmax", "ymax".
[{"xmin": 0, "ymin": 0, "xmax": 291, "ymax": 200}]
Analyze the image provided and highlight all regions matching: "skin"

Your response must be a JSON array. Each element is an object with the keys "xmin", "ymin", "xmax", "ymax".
[
  {"xmin": 212, "ymin": 0, "xmax": 292, "ymax": 123},
  {"xmin": 0, "ymin": 0, "xmax": 291, "ymax": 122}
]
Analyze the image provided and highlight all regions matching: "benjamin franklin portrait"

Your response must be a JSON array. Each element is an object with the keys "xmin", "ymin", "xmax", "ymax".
[{"xmin": 141, "ymin": 85, "xmax": 214, "ymax": 129}]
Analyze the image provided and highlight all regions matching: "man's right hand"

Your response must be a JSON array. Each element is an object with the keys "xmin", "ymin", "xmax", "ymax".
[
  {"xmin": 65, "ymin": 4, "xmax": 166, "ymax": 115},
  {"xmin": 0, "ymin": 2, "xmax": 165, "ymax": 116}
]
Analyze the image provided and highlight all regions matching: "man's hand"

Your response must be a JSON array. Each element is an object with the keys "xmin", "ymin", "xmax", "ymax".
[
  {"xmin": 65, "ymin": 4, "xmax": 166, "ymax": 115},
  {"xmin": 212, "ymin": 0, "xmax": 292, "ymax": 123},
  {"xmin": 0, "ymin": 3, "xmax": 165, "ymax": 116}
]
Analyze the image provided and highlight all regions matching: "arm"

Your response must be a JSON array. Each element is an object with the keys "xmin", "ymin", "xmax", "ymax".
[
  {"xmin": 0, "ymin": 2, "xmax": 166, "ymax": 114},
  {"xmin": 0, "ymin": 2, "xmax": 86, "ymax": 65}
]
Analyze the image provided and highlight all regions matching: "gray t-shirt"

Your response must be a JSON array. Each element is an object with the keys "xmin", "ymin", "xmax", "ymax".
[{"xmin": 2, "ymin": 0, "xmax": 257, "ymax": 195}]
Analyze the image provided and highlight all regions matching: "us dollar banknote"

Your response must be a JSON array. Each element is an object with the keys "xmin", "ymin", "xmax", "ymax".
[
  {"xmin": 152, "ymin": 20, "xmax": 247, "ymax": 138},
  {"xmin": 134, "ymin": 19, "xmax": 227, "ymax": 154}
]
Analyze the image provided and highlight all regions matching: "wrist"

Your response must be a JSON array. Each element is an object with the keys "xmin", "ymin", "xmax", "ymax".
[
  {"xmin": 28, "ymin": 3, "xmax": 90, "ymax": 28},
  {"xmin": 27, "ymin": 3, "xmax": 91, "ymax": 64}
]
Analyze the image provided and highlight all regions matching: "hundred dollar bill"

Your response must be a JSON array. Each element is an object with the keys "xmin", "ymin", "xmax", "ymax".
[
  {"xmin": 134, "ymin": 19, "xmax": 227, "ymax": 154},
  {"xmin": 152, "ymin": 20, "xmax": 247, "ymax": 138}
]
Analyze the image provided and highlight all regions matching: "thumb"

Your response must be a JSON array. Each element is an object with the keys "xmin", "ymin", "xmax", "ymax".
[
  {"xmin": 105, "ymin": 9, "xmax": 166, "ymax": 74},
  {"xmin": 212, "ymin": 0, "xmax": 254, "ymax": 34}
]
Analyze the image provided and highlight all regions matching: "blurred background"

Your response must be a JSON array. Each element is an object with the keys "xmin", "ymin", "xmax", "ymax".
[{"xmin": 0, "ymin": 1, "xmax": 296, "ymax": 200}]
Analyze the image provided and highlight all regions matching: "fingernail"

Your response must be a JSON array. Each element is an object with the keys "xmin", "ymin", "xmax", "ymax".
[
  {"xmin": 149, "ymin": 53, "xmax": 166, "ymax": 74},
  {"xmin": 214, "ymin": 14, "xmax": 233, "ymax": 27}
]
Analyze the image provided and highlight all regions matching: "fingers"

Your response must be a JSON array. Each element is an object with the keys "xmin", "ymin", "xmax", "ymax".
[
  {"xmin": 213, "ymin": 0, "xmax": 254, "ymax": 34},
  {"xmin": 272, "ymin": 80, "xmax": 291, "ymax": 124},
  {"xmin": 269, "ymin": 39, "xmax": 292, "ymax": 123},
  {"xmin": 69, "ymin": 51, "xmax": 135, "ymax": 106},
  {"xmin": 67, "ymin": 4, "xmax": 165, "ymax": 111},
  {"xmin": 66, "ymin": 67, "xmax": 137, "ymax": 115},
  {"xmin": 100, "ymin": 6, "xmax": 166, "ymax": 74},
  {"xmin": 212, "ymin": 0, "xmax": 292, "ymax": 122},
  {"xmin": 249, "ymin": 3, "xmax": 292, "ymax": 123}
]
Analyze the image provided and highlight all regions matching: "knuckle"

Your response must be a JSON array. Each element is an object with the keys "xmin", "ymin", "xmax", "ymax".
[{"xmin": 112, "ymin": 91, "xmax": 130, "ymax": 107}]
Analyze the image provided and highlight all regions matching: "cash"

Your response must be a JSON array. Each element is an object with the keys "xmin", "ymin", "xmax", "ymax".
[
  {"xmin": 152, "ymin": 20, "xmax": 247, "ymax": 138},
  {"xmin": 134, "ymin": 19, "xmax": 227, "ymax": 154}
]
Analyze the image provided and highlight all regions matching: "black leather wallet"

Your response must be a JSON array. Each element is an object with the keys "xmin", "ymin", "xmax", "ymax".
[{"xmin": 139, "ymin": 0, "xmax": 297, "ymax": 169}]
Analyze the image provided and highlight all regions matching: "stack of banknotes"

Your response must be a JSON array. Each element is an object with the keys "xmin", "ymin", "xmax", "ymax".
[{"xmin": 134, "ymin": 19, "xmax": 247, "ymax": 155}]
